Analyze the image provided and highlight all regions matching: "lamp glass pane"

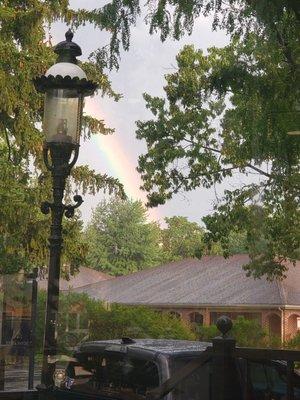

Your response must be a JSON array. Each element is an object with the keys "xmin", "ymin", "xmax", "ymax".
[{"xmin": 43, "ymin": 89, "xmax": 83, "ymax": 145}]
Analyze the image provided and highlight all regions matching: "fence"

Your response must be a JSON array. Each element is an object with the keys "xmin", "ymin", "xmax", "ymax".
[
  {"xmin": 210, "ymin": 315, "xmax": 300, "ymax": 400},
  {"xmin": 0, "ymin": 315, "xmax": 299, "ymax": 399},
  {"xmin": 148, "ymin": 315, "xmax": 300, "ymax": 400}
]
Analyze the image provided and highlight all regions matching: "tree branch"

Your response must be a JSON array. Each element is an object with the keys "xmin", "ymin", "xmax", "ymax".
[
  {"xmin": 4, "ymin": 128, "xmax": 12, "ymax": 163},
  {"xmin": 185, "ymin": 140, "xmax": 272, "ymax": 178},
  {"xmin": 286, "ymin": 0, "xmax": 300, "ymax": 22},
  {"xmin": 272, "ymin": 23, "xmax": 297, "ymax": 72}
]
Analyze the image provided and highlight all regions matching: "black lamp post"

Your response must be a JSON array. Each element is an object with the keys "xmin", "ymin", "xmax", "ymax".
[{"xmin": 34, "ymin": 29, "xmax": 97, "ymax": 390}]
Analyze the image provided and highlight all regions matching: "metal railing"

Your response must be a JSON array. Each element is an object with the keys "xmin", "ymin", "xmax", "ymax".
[
  {"xmin": 0, "ymin": 314, "xmax": 299, "ymax": 400},
  {"xmin": 210, "ymin": 316, "xmax": 300, "ymax": 400}
]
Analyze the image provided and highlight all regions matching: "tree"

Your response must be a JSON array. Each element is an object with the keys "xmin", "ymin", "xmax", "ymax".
[
  {"xmin": 161, "ymin": 216, "xmax": 204, "ymax": 261},
  {"xmin": 85, "ymin": 198, "xmax": 162, "ymax": 275},
  {"xmin": 160, "ymin": 216, "xmax": 248, "ymax": 260},
  {"xmin": 0, "ymin": 2, "xmax": 126, "ymax": 274},
  {"xmin": 72, "ymin": 1, "xmax": 300, "ymax": 70},
  {"xmin": 135, "ymin": 6, "xmax": 300, "ymax": 279},
  {"xmin": 80, "ymin": 0, "xmax": 299, "ymax": 278},
  {"xmin": 2, "ymin": 0, "xmax": 298, "ymax": 277}
]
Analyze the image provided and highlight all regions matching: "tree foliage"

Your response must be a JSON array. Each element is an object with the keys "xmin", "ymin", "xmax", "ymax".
[
  {"xmin": 161, "ymin": 216, "xmax": 205, "ymax": 261},
  {"xmin": 86, "ymin": 302, "xmax": 195, "ymax": 342},
  {"xmin": 85, "ymin": 198, "xmax": 162, "ymax": 275},
  {"xmin": 36, "ymin": 291, "xmax": 195, "ymax": 353},
  {"xmin": 160, "ymin": 216, "xmax": 247, "ymax": 260},
  {"xmin": 135, "ymin": 3, "xmax": 300, "ymax": 279},
  {"xmin": 0, "ymin": 1, "xmax": 126, "ymax": 274},
  {"xmin": 70, "ymin": 1, "xmax": 300, "ymax": 70},
  {"xmin": 85, "ymin": 201, "xmax": 249, "ymax": 275},
  {"xmin": 2, "ymin": 0, "xmax": 299, "ymax": 278},
  {"xmin": 198, "ymin": 317, "xmax": 281, "ymax": 348}
]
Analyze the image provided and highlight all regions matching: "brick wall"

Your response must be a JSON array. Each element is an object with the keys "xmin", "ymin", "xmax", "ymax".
[{"xmin": 158, "ymin": 306, "xmax": 300, "ymax": 342}]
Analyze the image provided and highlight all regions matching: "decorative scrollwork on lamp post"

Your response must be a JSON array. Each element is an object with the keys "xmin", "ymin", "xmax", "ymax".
[{"xmin": 34, "ymin": 29, "xmax": 97, "ymax": 391}]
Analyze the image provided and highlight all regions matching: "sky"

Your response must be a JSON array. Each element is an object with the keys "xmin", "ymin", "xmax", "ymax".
[{"xmin": 51, "ymin": 1, "xmax": 258, "ymax": 227}]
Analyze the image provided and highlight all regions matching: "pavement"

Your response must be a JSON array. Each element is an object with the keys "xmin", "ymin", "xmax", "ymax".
[{"xmin": 2, "ymin": 363, "xmax": 41, "ymax": 391}]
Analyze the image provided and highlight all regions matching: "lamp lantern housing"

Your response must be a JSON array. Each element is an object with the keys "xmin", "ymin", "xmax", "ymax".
[{"xmin": 34, "ymin": 29, "xmax": 97, "ymax": 151}]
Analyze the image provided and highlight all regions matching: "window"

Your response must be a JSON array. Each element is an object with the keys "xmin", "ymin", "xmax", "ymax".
[
  {"xmin": 68, "ymin": 313, "xmax": 78, "ymax": 331},
  {"xmin": 210, "ymin": 312, "xmax": 261, "ymax": 325},
  {"xmin": 79, "ymin": 313, "xmax": 89, "ymax": 330},
  {"xmin": 189, "ymin": 312, "xmax": 203, "ymax": 325},
  {"xmin": 249, "ymin": 362, "xmax": 268, "ymax": 392},
  {"xmin": 63, "ymin": 352, "xmax": 160, "ymax": 399},
  {"xmin": 170, "ymin": 357, "xmax": 210, "ymax": 400},
  {"xmin": 169, "ymin": 311, "xmax": 181, "ymax": 320},
  {"xmin": 248, "ymin": 361, "xmax": 300, "ymax": 399}
]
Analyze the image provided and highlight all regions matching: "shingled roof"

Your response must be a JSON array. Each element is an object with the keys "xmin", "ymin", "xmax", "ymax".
[
  {"xmin": 39, "ymin": 266, "xmax": 112, "ymax": 291},
  {"xmin": 73, "ymin": 255, "xmax": 300, "ymax": 307}
]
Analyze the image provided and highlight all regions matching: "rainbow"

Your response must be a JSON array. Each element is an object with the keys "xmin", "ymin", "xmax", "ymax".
[{"xmin": 85, "ymin": 99, "xmax": 162, "ymax": 223}]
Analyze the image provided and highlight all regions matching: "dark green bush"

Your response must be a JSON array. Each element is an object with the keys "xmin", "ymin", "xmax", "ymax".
[
  {"xmin": 36, "ymin": 291, "xmax": 196, "ymax": 354},
  {"xmin": 285, "ymin": 332, "xmax": 300, "ymax": 350},
  {"xmin": 87, "ymin": 303, "xmax": 195, "ymax": 341},
  {"xmin": 232, "ymin": 316, "xmax": 267, "ymax": 347},
  {"xmin": 36, "ymin": 294, "xmax": 286, "ymax": 354},
  {"xmin": 197, "ymin": 325, "xmax": 219, "ymax": 341},
  {"xmin": 196, "ymin": 317, "xmax": 281, "ymax": 348}
]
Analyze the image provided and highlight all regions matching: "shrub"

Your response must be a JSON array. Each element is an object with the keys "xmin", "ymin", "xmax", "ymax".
[
  {"xmin": 285, "ymin": 332, "xmax": 300, "ymax": 350},
  {"xmin": 197, "ymin": 325, "xmax": 219, "ymax": 341},
  {"xmin": 86, "ymin": 302, "xmax": 196, "ymax": 341},
  {"xmin": 232, "ymin": 317, "xmax": 267, "ymax": 347},
  {"xmin": 196, "ymin": 317, "xmax": 281, "ymax": 348},
  {"xmin": 35, "ymin": 291, "xmax": 196, "ymax": 355}
]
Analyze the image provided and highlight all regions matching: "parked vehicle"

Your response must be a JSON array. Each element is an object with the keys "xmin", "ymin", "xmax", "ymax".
[{"xmin": 53, "ymin": 338, "xmax": 300, "ymax": 400}]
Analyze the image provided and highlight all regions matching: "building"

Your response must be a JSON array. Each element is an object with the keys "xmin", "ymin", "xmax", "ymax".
[
  {"xmin": 38, "ymin": 266, "xmax": 112, "ymax": 291},
  {"xmin": 0, "ymin": 267, "xmax": 112, "ymax": 344},
  {"xmin": 38, "ymin": 266, "xmax": 114, "ymax": 334},
  {"xmin": 73, "ymin": 255, "xmax": 300, "ymax": 342}
]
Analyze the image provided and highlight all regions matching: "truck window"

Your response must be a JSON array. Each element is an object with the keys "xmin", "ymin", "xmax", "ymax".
[
  {"xmin": 170, "ymin": 357, "xmax": 210, "ymax": 400},
  {"xmin": 249, "ymin": 361, "xmax": 300, "ymax": 400},
  {"xmin": 63, "ymin": 352, "xmax": 160, "ymax": 399},
  {"xmin": 249, "ymin": 362, "xmax": 268, "ymax": 392}
]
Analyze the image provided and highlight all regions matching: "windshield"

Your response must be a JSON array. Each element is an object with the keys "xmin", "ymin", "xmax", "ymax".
[{"xmin": 62, "ymin": 352, "xmax": 159, "ymax": 399}]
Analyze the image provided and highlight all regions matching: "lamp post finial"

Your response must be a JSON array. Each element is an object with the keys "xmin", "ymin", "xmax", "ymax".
[{"xmin": 65, "ymin": 29, "xmax": 73, "ymax": 42}]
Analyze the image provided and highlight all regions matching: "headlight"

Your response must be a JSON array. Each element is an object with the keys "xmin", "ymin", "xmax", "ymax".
[{"xmin": 53, "ymin": 368, "xmax": 66, "ymax": 387}]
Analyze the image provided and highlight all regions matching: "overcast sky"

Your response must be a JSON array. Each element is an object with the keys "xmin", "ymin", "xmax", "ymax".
[{"xmin": 51, "ymin": 1, "xmax": 258, "ymax": 227}]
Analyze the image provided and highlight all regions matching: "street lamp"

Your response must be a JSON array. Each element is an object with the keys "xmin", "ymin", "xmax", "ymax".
[{"xmin": 34, "ymin": 29, "xmax": 97, "ymax": 390}]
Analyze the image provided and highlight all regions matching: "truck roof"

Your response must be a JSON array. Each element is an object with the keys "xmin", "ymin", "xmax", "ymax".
[{"xmin": 78, "ymin": 339, "xmax": 211, "ymax": 356}]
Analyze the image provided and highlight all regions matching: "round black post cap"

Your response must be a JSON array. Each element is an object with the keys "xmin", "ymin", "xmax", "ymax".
[{"xmin": 216, "ymin": 315, "xmax": 233, "ymax": 338}]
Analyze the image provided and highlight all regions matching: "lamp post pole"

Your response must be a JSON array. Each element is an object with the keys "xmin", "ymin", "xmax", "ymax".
[
  {"xmin": 28, "ymin": 268, "xmax": 38, "ymax": 390},
  {"xmin": 34, "ymin": 30, "xmax": 97, "ymax": 391},
  {"xmin": 39, "ymin": 144, "xmax": 83, "ymax": 387}
]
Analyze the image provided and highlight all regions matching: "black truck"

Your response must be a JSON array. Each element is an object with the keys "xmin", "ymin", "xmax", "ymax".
[{"xmin": 53, "ymin": 338, "xmax": 300, "ymax": 400}]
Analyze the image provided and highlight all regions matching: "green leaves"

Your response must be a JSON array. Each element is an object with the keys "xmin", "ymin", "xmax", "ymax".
[
  {"xmin": 66, "ymin": 0, "xmax": 300, "ymax": 70},
  {"xmin": 0, "ymin": 1, "xmax": 125, "ymax": 275},
  {"xmin": 136, "ymin": 4, "xmax": 300, "ymax": 278},
  {"xmin": 85, "ymin": 198, "xmax": 162, "ymax": 275},
  {"xmin": 161, "ymin": 216, "xmax": 205, "ymax": 261}
]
